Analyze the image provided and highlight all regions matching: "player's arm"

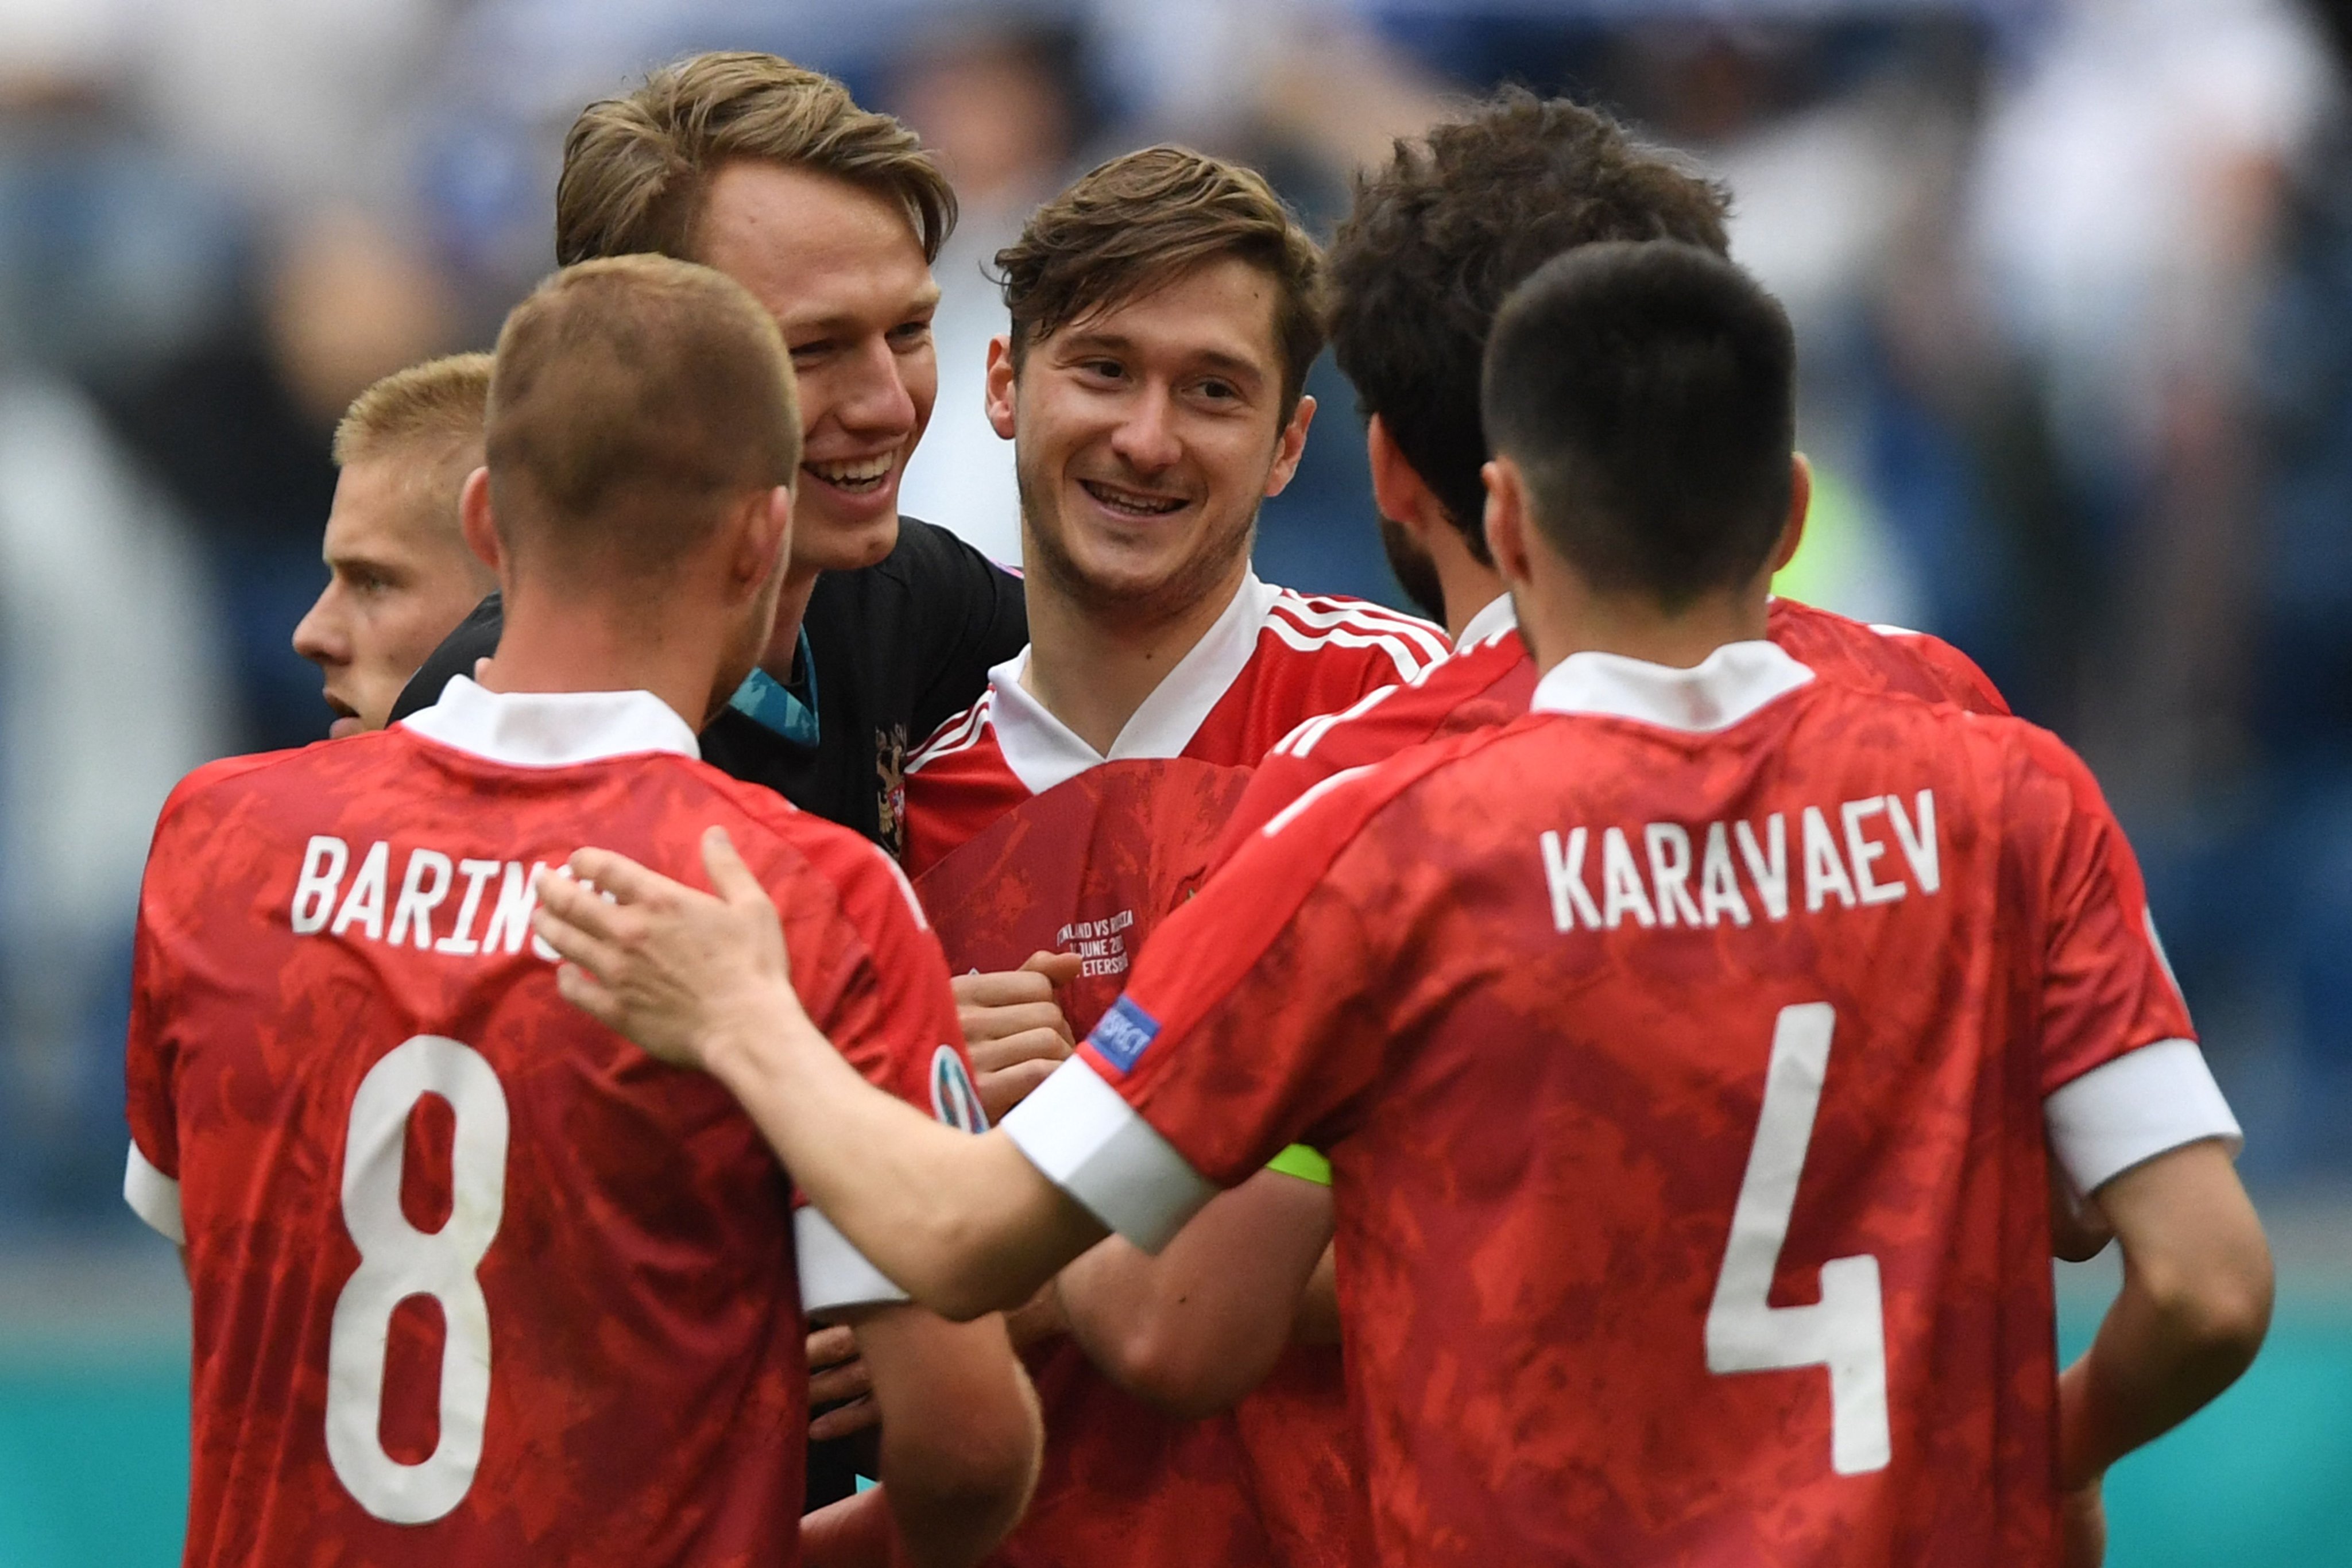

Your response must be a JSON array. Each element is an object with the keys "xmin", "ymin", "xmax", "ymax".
[
  {"xmin": 1055, "ymin": 1164, "xmax": 1335, "ymax": 1416},
  {"xmin": 533, "ymin": 832, "xmax": 1112, "ymax": 1319},
  {"xmin": 2059, "ymin": 1139, "xmax": 2270, "ymax": 1499},
  {"xmin": 798, "ymin": 1304, "xmax": 1041, "ymax": 1568}
]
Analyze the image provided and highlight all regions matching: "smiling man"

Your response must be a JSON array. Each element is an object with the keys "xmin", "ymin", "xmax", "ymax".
[
  {"xmin": 293, "ymin": 354, "xmax": 496, "ymax": 736},
  {"xmin": 892, "ymin": 146, "xmax": 1445, "ymax": 1568},
  {"xmin": 390, "ymin": 53, "xmax": 1026, "ymax": 858}
]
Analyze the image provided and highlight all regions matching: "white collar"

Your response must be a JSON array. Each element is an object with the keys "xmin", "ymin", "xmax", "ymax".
[
  {"xmin": 990, "ymin": 572, "xmax": 1282, "ymax": 795},
  {"xmin": 1530, "ymin": 640, "xmax": 1813, "ymax": 733},
  {"xmin": 1456, "ymin": 593, "xmax": 1518, "ymax": 649},
  {"xmin": 399, "ymin": 676, "xmax": 701, "ymax": 767}
]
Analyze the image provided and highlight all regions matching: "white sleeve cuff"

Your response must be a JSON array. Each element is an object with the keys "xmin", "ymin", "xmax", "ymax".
[
  {"xmin": 1000, "ymin": 1059, "xmax": 1219, "ymax": 1253},
  {"xmin": 795, "ymin": 1206, "xmax": 909, "ymax": 1316},
  {"xmin": 123, "ymin": 1141, "xmax": 184, "ymax": 1244},
  {"xmin": 2044, "ymin": 1037, "xmax": 2243, "ymax": 1194}
]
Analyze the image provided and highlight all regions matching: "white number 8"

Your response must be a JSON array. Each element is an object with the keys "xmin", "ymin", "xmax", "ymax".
[
  {"xmin": 1704, "ymin": 1002, "xmax": 1891, "ymax": 1476},
  {"xmin": 326, "ymin": 1035, "xmax": 510, "ymax": 1523}
]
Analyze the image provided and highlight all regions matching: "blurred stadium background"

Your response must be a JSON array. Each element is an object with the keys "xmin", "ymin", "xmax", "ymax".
[{"xmin": 2, "ymin": 0, "xmax": 2349, "ymax": 1561}]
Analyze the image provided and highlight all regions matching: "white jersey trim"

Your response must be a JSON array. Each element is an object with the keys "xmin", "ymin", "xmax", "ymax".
[
  {"xmin": 1268, "ymin": 593, "xmax": 1448, "ymax": 678},
  {"xmin": 795, "ymin": 1205, "xmax": 911, "ymax": 1315},
  {"xmin": 123, "ymin": 1141, "xmax": 184, "ymax": 1244},
  {"xmin": 907, "ymin": 688, "xmax": 996, "ymax": 775},
  {"xmin": 2043, "ymin": 1037, "xmax": 2242, "ymax": 1194},
  {"xmin": 1001, "ymin": 1059, "xmax": 1217, "ymax": 1253},
  {"xmin": 1456, "ymin": 593, "xmax": 1518, "ymax": 649},
  {"xmin": 1532, "ymin": 641, "xmax": 1813, "ymax": 733},
  {"xmin": 984, "ymin": 573, "xmax": 1286, "ymax": 796},
  {"xmin": 401, "ymin": 676, "xmax": 701, "ymax": 768}
]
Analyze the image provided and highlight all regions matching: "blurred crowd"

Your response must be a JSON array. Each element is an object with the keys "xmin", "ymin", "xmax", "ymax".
[{"xmin": 3, "ymin": 0, "xmax": 2349, "ymax": 1225}]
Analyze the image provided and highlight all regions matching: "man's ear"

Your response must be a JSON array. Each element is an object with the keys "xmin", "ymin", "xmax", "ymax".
[
  {"xmin": 1262, "ymin": 394, "xmax": 1317, "ymax": 499},
  {"xmin": 984, "ymin": 335, "xmax": 1019, "ymax": 442},
  {"xmin": 1367, "ymin": 415, "xmax": 1446, "ymax": 549},
  {"xmin": 736, "ymin": 484, "xmax": 794, "ymax": 597},
  {"xmin": 1769, "ymin": 452, "xmax": 1812, "ymax": 575},
  {"xmin": 1482, "ymin": 456, "xmax": 1535, "ymax": 591},
  {"xmin": 459, "ymin": 467, "xmax": 502, "ymax": 573}
]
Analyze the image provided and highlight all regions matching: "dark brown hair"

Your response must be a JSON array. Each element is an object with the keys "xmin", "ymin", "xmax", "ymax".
[
  {"xmin": 556, "ymin": 51, "xmax": 957, "ymax": 267},
  {"xmin": 1330, "ymin": 87, "xmax": 1732, "ymax": 564},
  {"xmin": 995, "ymin": 146, "xmax": 1326, "ymax": 416},
  {"xmin": 486, "ymin": 255, "xmax": 799, "ymax": 577}
]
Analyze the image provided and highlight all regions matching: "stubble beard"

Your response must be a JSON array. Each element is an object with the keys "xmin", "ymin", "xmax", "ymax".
[
  {"xmin": 1018, "ymin": 464, "xmax": 1259, "ymax": 634},
  {"xmin": 1378, "ymin": 514, "xmax": 1448, "ymax": 624}
]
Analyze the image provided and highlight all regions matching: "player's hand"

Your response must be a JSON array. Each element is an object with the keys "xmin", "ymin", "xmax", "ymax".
[
  {"xmin": 955, "ymin": 951, "xmax": 1084, "ymax": 1119},
  {"xmin": 2060, "ymin": 1477, "xmax": 2106, "ymax": 1568},
  {"xmin": 532, "ymin": 826, "xmax": 798, "ymax": 1071},
  {"xmin": 807, "ymin": 1323, "xmax": 879, "ymax": 1441},
  {"xmin": 1005, "ymin": 1280, "xmax": 1067, "ymax": 1350}
]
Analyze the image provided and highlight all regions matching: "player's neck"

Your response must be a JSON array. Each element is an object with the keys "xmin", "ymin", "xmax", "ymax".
[
  {"xmin": 482, "ymin": 587, "xmax": 734, "ymax": 734},
  {"xmin": 1525, "ymin": 582, "xmax": 1771, "ymax": 676},
  {"xmin": 1440, "ymin": 562, "xmax": 1510, "ymax": 644},
  {"xmin": 1020, "ymin": 557, "xmax": 1251, "ymax": 756},
  {"xmin": 756, "ymin": 565, "xmax": 821, "ymax": 680}
]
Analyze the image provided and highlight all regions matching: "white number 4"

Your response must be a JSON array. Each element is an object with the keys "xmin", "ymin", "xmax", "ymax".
[{"xmin": 1704, "ymin": 1002, "xmax": 1891, "ymax": 1476}]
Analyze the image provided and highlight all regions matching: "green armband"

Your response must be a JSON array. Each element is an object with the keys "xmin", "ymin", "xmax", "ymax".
[{"xmin": 1265, "ymin": 1143, "xmax": 1332, "ymax": 1186}]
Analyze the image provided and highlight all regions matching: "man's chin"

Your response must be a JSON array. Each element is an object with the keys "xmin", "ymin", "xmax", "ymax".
[{"xmin": 795, "ymin": 510, "xmax": 900, "ymax": 572}]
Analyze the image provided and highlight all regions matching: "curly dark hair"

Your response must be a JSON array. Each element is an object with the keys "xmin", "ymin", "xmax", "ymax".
[
  {"xmin": 1329, "ymin": 88, "xmax": 1731, "ymax": 563},
  {"xmin": 996, "ymin": 146, "xmax": 1326, "ymax": 418}
]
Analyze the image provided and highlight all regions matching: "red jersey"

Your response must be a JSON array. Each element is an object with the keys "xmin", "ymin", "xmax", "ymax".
[
  {"xmin": 906, "ymin": 575, "xmax": 1440, "ymax": 1568},
  {"xmin": 1004, "ymin": 640, "xmax": 2240, "ymax": 1567},
  {"xmin": 902, "ymin": 574, "xmax": 1449, "ymax": 876},
  {"xmin": 123, "ymin": 679, "xmax": 979, "ymax": 1568},
  {"xmin": 1213, "ymin": 594, "xmax": 2010, "ymax": 866}
]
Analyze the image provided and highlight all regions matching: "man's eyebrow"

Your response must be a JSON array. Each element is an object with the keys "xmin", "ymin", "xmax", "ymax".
[
  {"xmin": 782, "ymin": 288, "xmax": 943, "ymax": 341},
  {"xmin": 1055, "ymin": 330, "xmax": 1270, "ymax": 385}
]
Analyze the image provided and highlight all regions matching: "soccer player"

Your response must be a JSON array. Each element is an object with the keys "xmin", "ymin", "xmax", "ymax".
[
  {"xmin": 1215, "ymin": 86, "xmax": 2007, "ymax": 864},
  {"xmin": 292, "ymin": 354, "xmax": 497, "ymax": 737},
  {"xmin": 125, "ymin": 255, "xmax": 1038, "ymax": 1568},
  {"xmin": 534, "ymin": 242, "xmax": 2272, "ymax": 1566},
  {"xmin": 1050, "ymin": 91, "xmax": 2036, "ymax": 1568},
  {"xmin": 890, "ymin": 144, "xmax": 1442, "ymax": 1568},
  {"xmin": 390, "ymin": 53, "xmax": 1026, "ymax": 860}
]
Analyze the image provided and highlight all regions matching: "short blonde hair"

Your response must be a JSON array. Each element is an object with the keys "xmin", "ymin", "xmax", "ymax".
[
  {"xmin": 332, "ymin": 353, "xmax": 492, "ymax": 535},
  {"xmin": 486, "ymin": 254, "xmax": 799, "ymax": 578},
  {"xmin": 558, "ymin": 51, "xmax": 957, "ymax": 267}
]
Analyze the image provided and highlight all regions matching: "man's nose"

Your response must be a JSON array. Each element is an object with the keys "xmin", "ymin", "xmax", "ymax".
[
  {"xmin": 1108, "ymin": 384, "xmax": 1182, "ymax": 473},
  {"xmin": 292, "ymin": 587, "xmax": 347, "ymax": 665},
  {"xmin": 830, "ymin": 337, "xmax": 919, "ymax": 439}
]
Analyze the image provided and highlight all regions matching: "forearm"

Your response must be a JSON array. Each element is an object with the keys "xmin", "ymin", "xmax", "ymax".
[
  {"xmin": 706, "ymin": 986, "xmax": 1102, "ymax": 1318},
  {"xmin": 2057, "ymin": 1142, "xmax": 2272, "ymax": 1488},
  {"xmin": 1058, "ymin": 1170, "xmax": 1333, "ymax": 1415},
  {"xmin": 2059, "ymin": 1261, "xmax": 2268, "ymax": 1487},
  {"xmin": 861, "ymin": 1310, "xmax": 1042, "ymax": 1568}
]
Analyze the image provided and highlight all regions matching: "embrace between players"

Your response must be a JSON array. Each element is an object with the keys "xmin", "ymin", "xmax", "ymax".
[{"xmin": 132, "ymin": 49, "xmax": 2270, "ymax": 1568}]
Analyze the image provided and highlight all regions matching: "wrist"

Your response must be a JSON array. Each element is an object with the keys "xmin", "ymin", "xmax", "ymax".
[{"xmin": 700, "ymin": 979, "xmax": 816, "ymax": 1090}]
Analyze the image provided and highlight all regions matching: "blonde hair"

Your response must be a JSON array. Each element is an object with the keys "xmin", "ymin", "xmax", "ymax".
[
  {"xmin": 558, "ymin": 51, "xmax": 957, "ymax": 267},
  {"xmin": 486, "ymin": 254, "xmax": 798, "ymax": 579},
  {"xmin": 330, "ymin": 353, "xmax": 492, "ymax": 544}
]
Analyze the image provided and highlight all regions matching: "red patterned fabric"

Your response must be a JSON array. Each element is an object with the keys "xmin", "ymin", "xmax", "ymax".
[
  {"xmin": 907, "ymin": 586, "xmax": 1438, "ymax": 1568},
  {"xmin": 1212, "ymin": 597, "xmax": 2008, "ymax": 872},
  {"xmin": 1092, "ymin": 672, "xmax": 2190, "ymax": 1567},
  {"xmin": 125, "ymin": 723, "xmax": 966, "ymax": 1568}
]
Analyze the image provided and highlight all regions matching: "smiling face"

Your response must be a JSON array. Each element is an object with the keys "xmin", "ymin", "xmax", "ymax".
[
  {"xmin": 292, "ymin": 455, "xmax": 494, "ymax": 735},
  {"xmin": 990, "ymin": 257, "xmax": 1314, "ymax": 626},
  {"xmin": 696, "ymin": 160, "xmax": 939, "ymax": 577}
]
